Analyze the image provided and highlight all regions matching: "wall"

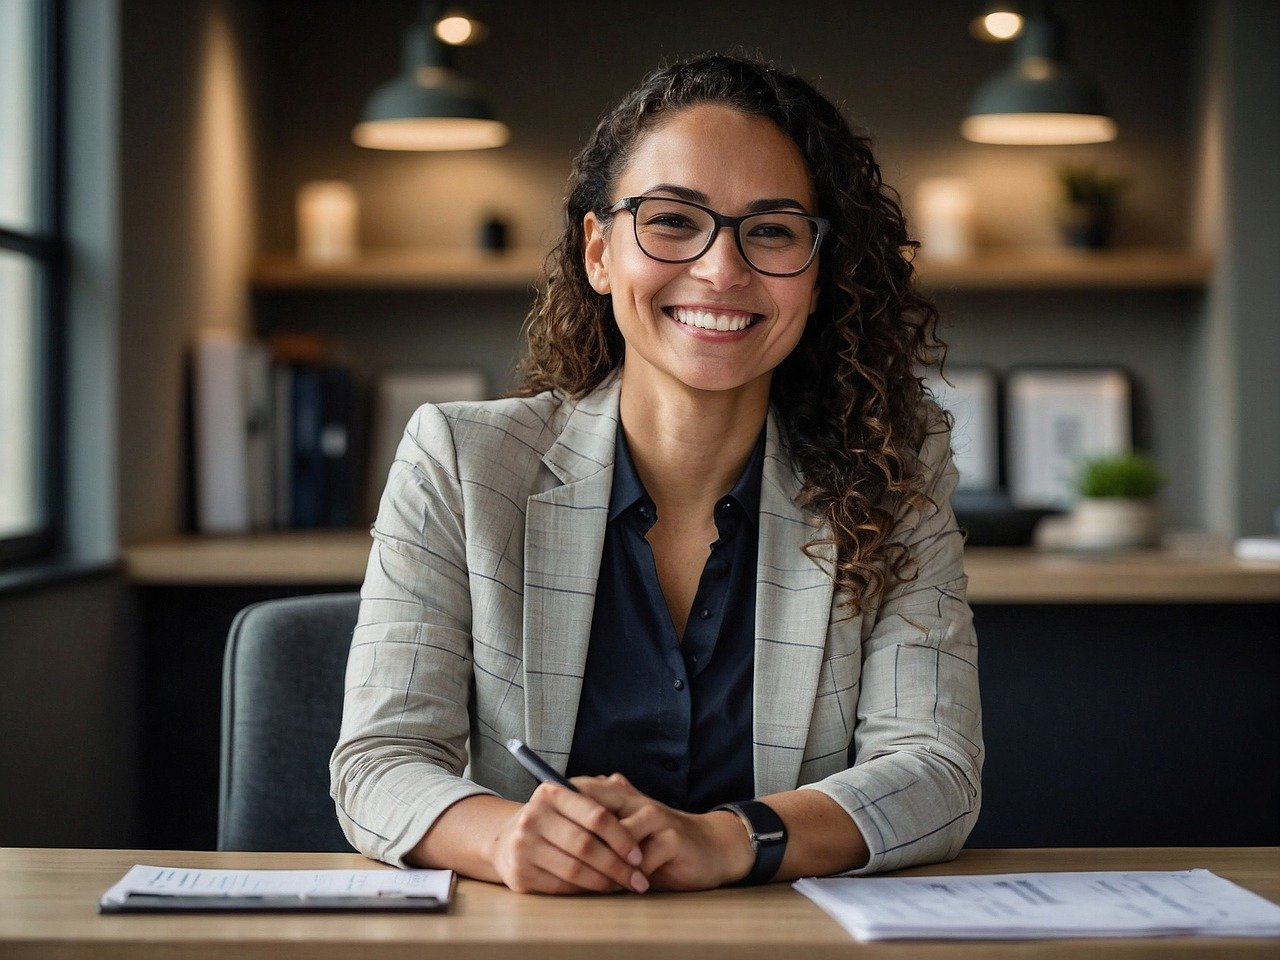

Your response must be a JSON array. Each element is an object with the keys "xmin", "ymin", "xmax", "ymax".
[
  {"xmin": 1194, "ymin": 0, "xmax": 1280, "ymax": 537},
  {"xmin": 252, "ymin": 0, "xmax": 1212, "ymax": 527},
  {"xmin": 117, "ymin": 0, "xmax": 261, "ymax": 545}
]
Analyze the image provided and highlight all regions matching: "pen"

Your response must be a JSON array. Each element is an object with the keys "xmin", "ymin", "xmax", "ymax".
[{"xmin": 506, "ymin": 738, "xmax": 579, "ymax": 792}]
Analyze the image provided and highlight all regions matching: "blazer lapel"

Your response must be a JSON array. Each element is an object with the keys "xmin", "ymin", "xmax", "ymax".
[
  {"xmin": 753, "ymin": 409, "xmax": 836, "ymax": 795},
  {"xmin": 522, "ymin": 374, "xmax": 622, "ymax": 772}
]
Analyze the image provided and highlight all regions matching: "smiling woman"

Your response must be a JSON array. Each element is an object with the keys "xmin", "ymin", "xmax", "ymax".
[{"xmin": 331, "ymin": 54, "xmax": 982, "ymax": 896}]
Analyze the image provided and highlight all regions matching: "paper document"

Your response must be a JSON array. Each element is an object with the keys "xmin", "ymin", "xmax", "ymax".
[
  {"xmin": 101, "ymin": 864, "xmax": 453, "ymax": 908},
  {"xmin": 794, "ymin": 870, "xmax": 1280, "ymax": 941}
]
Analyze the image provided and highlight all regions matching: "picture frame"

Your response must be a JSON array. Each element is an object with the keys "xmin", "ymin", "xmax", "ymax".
[
  {"xmin": 924, "ymin": 367, "xmax": 1000, "ymax": 494},
  {"xmin": 1006, "ymin": 367, "xmax": 1132, "ymax": 509},
  {"xmin": 364, "ymin": 368, "xmax": 488, "ymax": 521}
]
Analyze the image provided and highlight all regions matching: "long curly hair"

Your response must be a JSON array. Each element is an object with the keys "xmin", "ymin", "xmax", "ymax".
[{"xmin": 518, "ymin": 54, "xmax": 948, "ymax": 615}]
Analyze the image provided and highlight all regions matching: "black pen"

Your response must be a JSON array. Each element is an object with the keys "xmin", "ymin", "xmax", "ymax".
[{"xmin": 505, "ymin": 738, "xmax": 579, "ymax": 792}]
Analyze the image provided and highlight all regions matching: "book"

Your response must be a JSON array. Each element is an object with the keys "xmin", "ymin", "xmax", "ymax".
[
  {"xmin": 192, "ymin": 329, "xmax": 252, "ymax": 533},
  {"xmin": 289, "ymin": 364, "xmax": 324, "ymax": 527}
]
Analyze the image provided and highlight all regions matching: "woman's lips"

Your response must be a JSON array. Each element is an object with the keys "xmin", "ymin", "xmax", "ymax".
[{"xmin": 664, "ymin": 305, "xmax": 762, "ymax": 332}]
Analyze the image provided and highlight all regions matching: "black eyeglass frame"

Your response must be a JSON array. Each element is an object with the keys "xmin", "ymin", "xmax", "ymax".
[{"xmin": 603, "ymin": 196, "xmax": 831, "ymax": 278}]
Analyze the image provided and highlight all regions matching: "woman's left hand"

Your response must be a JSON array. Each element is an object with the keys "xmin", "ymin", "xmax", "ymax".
[{"xmin": 574, "ymin": 774, "xmax": 755, "ymax": 890}]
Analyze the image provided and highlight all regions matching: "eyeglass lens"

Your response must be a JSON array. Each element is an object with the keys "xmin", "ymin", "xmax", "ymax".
[{"xmin": 630, "ymin": 197, "xmax": 820, "ymax": 275}]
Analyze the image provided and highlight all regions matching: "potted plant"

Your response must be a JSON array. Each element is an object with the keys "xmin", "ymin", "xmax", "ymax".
[
  {"xmin": 1071, "ymin": 453, "xmax": 1165, "ymax": 550},
  {"xmin": 1056, "ymin": 164, "xmax": 1129, "ymax": 249}
]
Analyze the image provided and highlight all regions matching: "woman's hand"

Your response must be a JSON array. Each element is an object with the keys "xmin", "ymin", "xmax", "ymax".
[
  {"xmin": 576, "ymin": 774, "xmax": 755, "ymax": 891},
  {"xmin": 486, "ymin": 782, "xmax": 649, "ymax": 895}
]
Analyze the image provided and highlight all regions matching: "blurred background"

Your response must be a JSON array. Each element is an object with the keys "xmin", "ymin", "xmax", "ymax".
[{"xmin": 1, "ymin": 0, "xmax": 1277, "ymax": 853}]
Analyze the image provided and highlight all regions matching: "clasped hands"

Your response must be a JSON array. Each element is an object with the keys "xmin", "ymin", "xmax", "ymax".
[{"xmin": 488, "ymin": 773, "xmax": 754, "ymax": 895}]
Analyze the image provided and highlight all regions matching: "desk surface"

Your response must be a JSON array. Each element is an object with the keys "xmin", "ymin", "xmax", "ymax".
[
  {"xmin": 121, "ymin": 532, "xmax": 1280, "ymax": 602},
  {"xmin": 3, "ymin": 847, "xmax": 1278, "ymax": 959}
]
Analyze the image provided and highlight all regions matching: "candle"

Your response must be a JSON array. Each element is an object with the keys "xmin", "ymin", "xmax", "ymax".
[
  {"xmin": 296, "ymin": 180, "xmax": 358, "ymax": 264},
  {"xmin": 915, "ymin": 178, "xmax": 976, "ymax": 262}
]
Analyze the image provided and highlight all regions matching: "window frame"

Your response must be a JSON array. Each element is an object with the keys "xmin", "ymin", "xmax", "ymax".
[{"xmin": 0, "ymin": 0, "xmax": 66, "ymax": 568}]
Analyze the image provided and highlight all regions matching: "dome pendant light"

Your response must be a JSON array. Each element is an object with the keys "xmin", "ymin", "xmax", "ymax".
[
  {"xmin": 962, "ymin": 3, "xmax": 1116, "ymax": 146},
  {"xmin": 353, "ymin": 2, "xmax": 508, "ymax": 152}
]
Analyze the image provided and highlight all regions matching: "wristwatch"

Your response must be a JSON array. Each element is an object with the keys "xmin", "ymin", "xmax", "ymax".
[{"xmin": 713, "ymin": 800, "xmax": 788, "ymax": 886}]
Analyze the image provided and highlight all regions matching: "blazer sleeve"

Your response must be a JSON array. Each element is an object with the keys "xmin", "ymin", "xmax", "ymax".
[
  {"xmin": 329, "ymin": 404, "xmax": 499, "ymax": 867},
  {"xmin": 798, "ymin": 411, "xmax": 984, "ymax": 875}
]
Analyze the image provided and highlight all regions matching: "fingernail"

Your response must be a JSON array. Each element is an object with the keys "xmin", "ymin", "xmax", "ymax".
[
  {"xmin": 627, "ymin": 848, "xmax": 643, "ymax": 866},
  {"xmin": 631, "ymin": 871, "xmax": 649, "ymax": 894}
]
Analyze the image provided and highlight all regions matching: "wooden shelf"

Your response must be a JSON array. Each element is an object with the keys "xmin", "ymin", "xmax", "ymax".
[
  {"xmin": 124, "ymin": 530, "xmax": 373, "ymax": 585},
  {"xmin": 124, "ymin": 533, "xmax": 1280, "ymax": 602},
  {"xmin": 252, "ymin": 247, "xmax": 1212, "ymax": 292},
  {"xmin": 252, "ymin": 248, "xmax": 546, "ymax": 290},
  {"xmin": 916, "ymin": 247, "xmax": 1214, "ymax": 291}
]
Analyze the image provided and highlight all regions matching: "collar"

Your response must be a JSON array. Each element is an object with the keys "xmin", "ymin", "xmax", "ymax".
[{"xmin": 607, "ymin": 424, "xmax": 767, "ymax": 527}]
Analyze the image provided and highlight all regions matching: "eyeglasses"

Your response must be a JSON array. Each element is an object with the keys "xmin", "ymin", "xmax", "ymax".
[{"xmin": 604, "ymin": 196, "xmax": 830, "ymax": 277}]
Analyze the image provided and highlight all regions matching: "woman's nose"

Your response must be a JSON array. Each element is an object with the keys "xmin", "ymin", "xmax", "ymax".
[{"xmin": 688, "ymin": 226, "xmax": 753, "ymax": 287}]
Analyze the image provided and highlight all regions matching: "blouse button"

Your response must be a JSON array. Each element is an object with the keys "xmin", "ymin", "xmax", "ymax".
[{"xmin": 699, "ymin": 608, "xmax": 711, "ymax": 620}]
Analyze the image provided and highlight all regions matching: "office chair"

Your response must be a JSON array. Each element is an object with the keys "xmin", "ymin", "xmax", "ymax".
[{"xmin": 219, "ymin": 592, "xmax": 360, "ymax": 852}]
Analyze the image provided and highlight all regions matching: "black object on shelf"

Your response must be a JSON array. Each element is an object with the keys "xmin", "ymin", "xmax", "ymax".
[{"xmin": 953, "ymin": 490, "xmax": 1060, "ymax": 547}]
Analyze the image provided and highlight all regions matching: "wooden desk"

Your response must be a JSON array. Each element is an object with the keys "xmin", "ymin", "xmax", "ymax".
[{"xmin": 3, "ymin": 847, "xmax": 1278, "ymax": 959}]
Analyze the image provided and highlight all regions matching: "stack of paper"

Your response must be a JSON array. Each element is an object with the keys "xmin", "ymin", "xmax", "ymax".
[
  {"xmin": 100, "ymin": 865, "xmax": 454, "ymax": 913},
  {"xmin": 794, "ymin": 870, "xmax": 1280, "ymax": 941}
]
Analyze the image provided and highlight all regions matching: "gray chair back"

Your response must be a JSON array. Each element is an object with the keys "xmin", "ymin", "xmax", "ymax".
[{"xmin": 219, "ymin": 592, "xmax": 360, "ymax": 852}]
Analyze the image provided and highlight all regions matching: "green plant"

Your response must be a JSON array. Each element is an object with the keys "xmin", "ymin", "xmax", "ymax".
[
  {"xmin": 1077, "ymin": 453, "xmax": 1165, "ymax": 499},
  {"xmin": 1056, "ymin": 164, "xmax": 1130, "ymax": 207}
]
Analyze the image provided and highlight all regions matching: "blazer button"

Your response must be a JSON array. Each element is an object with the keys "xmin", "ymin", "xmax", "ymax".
[{"xmin": 673, "ymin": 678, "xmax": 685, "ymax": 691}]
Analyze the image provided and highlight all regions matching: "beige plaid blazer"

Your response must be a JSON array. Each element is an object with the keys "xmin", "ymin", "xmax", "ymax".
[{"xmin": 331, "ymin": 371, "xmax": 982, "ymax": 874}]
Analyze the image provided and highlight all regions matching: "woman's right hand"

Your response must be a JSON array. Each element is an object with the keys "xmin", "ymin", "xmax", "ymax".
[{"xmin": 487, "ymin": 782, "xmax": 650, "ymax": 894}]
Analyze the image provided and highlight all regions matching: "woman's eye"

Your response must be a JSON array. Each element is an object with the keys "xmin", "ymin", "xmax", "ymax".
[
  {"xmin": 646, "ymin": 214, "xmax": 697, "ymax": 230},
  {"xmin": 749, "ymin": 222, "xmax": 800, "ymax": 242}
]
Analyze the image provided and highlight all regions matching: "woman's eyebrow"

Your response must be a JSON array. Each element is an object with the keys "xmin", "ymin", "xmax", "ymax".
[{"xmin": 640, "ymin": 184, "xmax": 810, "ymax": 213}]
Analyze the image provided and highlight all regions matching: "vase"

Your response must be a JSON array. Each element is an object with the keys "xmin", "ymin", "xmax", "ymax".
[
  {"xmin": 1059, "ymin": 200, "xmax": 1114, "ymax": 249},
  {"xmin": 1071, "ymin": 497, "xmax": 1161, "ymax": 550}
]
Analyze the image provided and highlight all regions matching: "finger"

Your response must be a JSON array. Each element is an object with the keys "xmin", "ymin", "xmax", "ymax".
[
  {"xmin": 621, "ymin": 809, "xmax": 680, "ymax": 877},
  {"xmin": 511, "ymin": 860, "xmax": 607, "ymax": 896},
  {"xmin": 532, "ymin": 824, "xmax": 650, "ymax": 901},
  {"xmin": 545, "ymin": 782, "xmax": 646, "ymax": 868},
  {"xmin": 572, "ymin": 774, "xmax": 649, "ymax": 823},
  {"xmin": 539, "ymin": 805, "xmax": 650, "ymax": 893}
]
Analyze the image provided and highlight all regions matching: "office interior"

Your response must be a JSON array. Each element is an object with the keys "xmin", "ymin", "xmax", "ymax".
[{"xmin": 0, "ymin": 0, "xmax": 1277, "ymax": 855}]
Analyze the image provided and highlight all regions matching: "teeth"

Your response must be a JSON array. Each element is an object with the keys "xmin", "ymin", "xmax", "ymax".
[{"xmin": 670, "ymin": 307, "xmax": 756, "ymax": 331}]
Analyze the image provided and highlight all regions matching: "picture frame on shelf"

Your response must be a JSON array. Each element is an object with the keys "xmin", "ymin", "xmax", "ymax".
[
  {"xmin": 364, "ymin": 368, "xmax": 489, "ymax": 521},
  {"xmin": 1006, "ymin": 367, "xmax": 1132, "ymax": 510},
  {"xmin": 924, "ymin": 367, "xmax": 1000, "ymax": 494}
]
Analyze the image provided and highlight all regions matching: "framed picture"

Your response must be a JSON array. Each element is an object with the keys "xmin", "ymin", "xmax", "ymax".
[
  {"xmin": 364, "ymin": 368, "xmax": 488, "ymax": 520},
  {"xmin": 925, "ymin": 367, "xmax": 999, "ymax": 493},
  {"xmin": 1006, "ymin": 367, "xmax": 1132, "ymax": 509}
]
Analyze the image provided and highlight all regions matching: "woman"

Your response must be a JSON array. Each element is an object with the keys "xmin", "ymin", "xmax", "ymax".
[{"xmin": 331, "ymin": 54, "xmax": 982, "ymax": 895}]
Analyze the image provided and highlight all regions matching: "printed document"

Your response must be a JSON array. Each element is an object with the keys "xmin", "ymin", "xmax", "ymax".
[
  {"xmin": 794, "ymin": 870, "xmax": 1280, "ymax": 941},
  {"xmin": 101, "ymin": 864, "xmax": 453, "ymax": 907}
]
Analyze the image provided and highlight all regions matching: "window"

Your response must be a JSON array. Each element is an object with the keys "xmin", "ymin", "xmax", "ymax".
[{"xmin": 0, "ymin": 0, "xmax": 62, "ymax": 565}]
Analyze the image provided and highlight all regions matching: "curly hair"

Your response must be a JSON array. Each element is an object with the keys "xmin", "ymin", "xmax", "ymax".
[{"xmin": 518, "ymin": 53, "xmax": 949, "ymax": 615}]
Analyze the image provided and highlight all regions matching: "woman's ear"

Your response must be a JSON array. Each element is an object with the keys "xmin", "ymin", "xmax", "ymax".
[{"xmin": 583, "ymin": 212, "xmax": 611, "ymax": 294}]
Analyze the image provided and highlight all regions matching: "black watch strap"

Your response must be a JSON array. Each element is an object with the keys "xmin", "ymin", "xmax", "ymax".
[{"xmin": 714, "ymin": 800, "xmax": 787, "ymax": 886}]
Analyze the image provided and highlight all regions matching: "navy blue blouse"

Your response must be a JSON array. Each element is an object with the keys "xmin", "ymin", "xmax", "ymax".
[{"xmin": 565, "ymin": 426, "xmax": 764, "ymax": 811}]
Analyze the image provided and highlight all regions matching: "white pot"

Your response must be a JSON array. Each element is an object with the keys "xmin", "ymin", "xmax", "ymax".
[{"xmin": 1071, "ymin": 497, "xmax": 1162, "ymax": 550}]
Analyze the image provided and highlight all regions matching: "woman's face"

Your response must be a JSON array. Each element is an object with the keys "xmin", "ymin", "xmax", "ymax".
[{"xmin": 583, "ymin": 103, "xmax": 821, "ymax": 399}]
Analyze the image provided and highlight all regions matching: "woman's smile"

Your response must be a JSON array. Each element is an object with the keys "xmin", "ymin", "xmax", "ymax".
[{"xmin": 663, "ymin": 305, "xmax": 763, "ymax": 334}]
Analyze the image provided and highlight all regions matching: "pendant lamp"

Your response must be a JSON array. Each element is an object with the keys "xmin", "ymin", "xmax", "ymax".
[
  {"xmin": 353, "ymin": 2, "xmax": 508, "ymax": 152},
  {"xmin": 962, "ymin": 3, "xmax": 1116, "ymax": 145}
]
